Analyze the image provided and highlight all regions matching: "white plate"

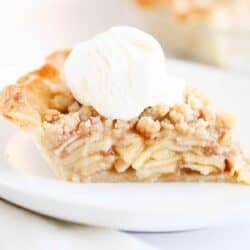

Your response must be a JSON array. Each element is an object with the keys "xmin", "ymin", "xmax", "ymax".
[{"xmin": 0, "ymin": 61, "xmax": 250, "ymax": 232}]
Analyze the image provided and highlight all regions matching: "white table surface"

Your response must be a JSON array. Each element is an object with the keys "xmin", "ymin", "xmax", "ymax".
[
  {"xmin": 0, "ymin": 199, "xmax": 156, "ymax": 250},
  {"xmin": 132, "ymin": 222, "xmax": 250, "ymax": 250},
  {"xmin": 1, "ymin": 196, "xmax": 249, "ymax": 250}
]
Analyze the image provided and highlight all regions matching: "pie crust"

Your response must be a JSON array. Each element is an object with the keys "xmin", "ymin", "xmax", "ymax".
[
  {"xmin": 1, "ymin": 50, "xmax": 250, "ymax": 183},
  {"xmin": 136, "ymin": 0, "xmax": 248, "ymax": 21},
  {"xmin": 136, "ymin": 0, "xmax": 250, "ymax": 67}
]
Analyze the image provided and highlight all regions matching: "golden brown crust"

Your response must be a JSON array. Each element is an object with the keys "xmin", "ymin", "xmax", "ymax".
[
  {"xmin": 136, "ymin": 0, "xmax": 247, "ymax": 22},
  {"xmin": 136, "ymin": 0, "xmax": 214, "ymax": 19},
  {"xmin": 45, "ymin": 49, "xmax": 71, "ymax": 71},
  {"xmin": 0, "ymin": 49, "xmax": 74, "ymax": 129},
  {"xmin": 0, "ymin": 82, "xmax": 41, "ymax": 129}
]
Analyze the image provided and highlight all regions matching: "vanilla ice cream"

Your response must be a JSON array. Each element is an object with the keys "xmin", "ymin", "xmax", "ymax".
[{"xmin": 64, "ymin": 26, "xmax": 185, "ymax": 120}]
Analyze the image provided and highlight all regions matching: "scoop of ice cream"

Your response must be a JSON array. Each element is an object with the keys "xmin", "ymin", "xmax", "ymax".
[{"xmin": 64, "ymin": 26, "xmax": 185, "ymax": 120}]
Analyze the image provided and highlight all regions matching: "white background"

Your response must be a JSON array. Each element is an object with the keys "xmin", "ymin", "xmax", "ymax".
[{"xmin": 0, "ymin": 0, "xmax": 139, "ymax": 67}]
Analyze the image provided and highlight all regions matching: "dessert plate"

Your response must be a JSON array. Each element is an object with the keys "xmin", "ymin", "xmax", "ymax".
[{"xmin": 0, "ymin": 61, "xmax": 250, "ymax": 232}]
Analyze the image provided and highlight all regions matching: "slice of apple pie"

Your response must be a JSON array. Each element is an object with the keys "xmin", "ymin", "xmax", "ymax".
[{"xmin": 1, "ymin": 49, "xmax": 250, "ymax": 184}]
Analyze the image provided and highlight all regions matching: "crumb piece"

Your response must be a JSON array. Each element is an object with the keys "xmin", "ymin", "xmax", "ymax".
[
  {"xmin": 185, "ymin": 87, "xmax": 211, "ymax": 111},
  {"xmin": 193, "ymin": 119, "xmax": 209, "ymax": 139},
  {"xmin": 114, "ymin": 120, "xmax": 130, "ymax": 130},
  {"xmin": 114, "ymin": 159, "xmax": 130, "ymax": 173},
  {"xmin": 175, "ymin": 122, "xmax": 189, "ymax": 135},
  {"xmin": 136, "ymin": 116, "xmax": 160, "ymax": 138},
  {"xmin": 68, "ymin": 102, "xmax": 81, "ymax": 113},
  {"xmin": 44, "ymin": 109, "xmax": 61, "ymax": 122},
  {"xmin": 142, "ymin": 104, "xmax": 169, "ymax": 120},
  {"xmin": 200, "ymin": 107, "xmax": 216, "ymax": 121},
  {"xmin": 90, "ymin": 117, "xmax": 104, "ymax": 136},
  {"xmin": 161, "ymin": 119, "xmax": 175, "ymax": 130},
  {"xmin": 79, "ymin": 106, "xmax": 96, "ymax": 121},
  {"xmin": 63, "ymin": 113, "xmax": 80, "ymax": 133},
  {"xmin": 129, "ymin": 118, "xmax": 138, "ymax": 128},
  {"xmin": 103, "ymin": 118, "xmax": 113, "ymax": 129},
  {"xmin": 173, "ymin": 103, "xmax": 197, "ymax": 122},
  {"xmin": 51, "ymin": 93, "xmax": 74, "ymax": 111},
  {"xmin": 168, "ymin": 110, "xmax": 185, "ymax": 124},
  {"xmin": 220, "ymin": 113, "xmax": 238, "ymax": 130}
]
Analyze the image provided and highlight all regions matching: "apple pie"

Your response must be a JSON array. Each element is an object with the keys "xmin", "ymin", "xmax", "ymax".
[
  {"xmin": 135, "ymin": 0, "xmax": 250, "ymax": 70},
  {"xmin": 1, "ymin": 50, "xmax": 250, "ymax": 183}
]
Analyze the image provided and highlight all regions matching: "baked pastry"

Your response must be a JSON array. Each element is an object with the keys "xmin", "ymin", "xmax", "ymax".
[
  {"xmin": 135, "ymin": 0, "xmax": 250, "ymax": 70},
  {"xmin": 1, "ymin": 49, "xmax": 250, "ymax": 183}
]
